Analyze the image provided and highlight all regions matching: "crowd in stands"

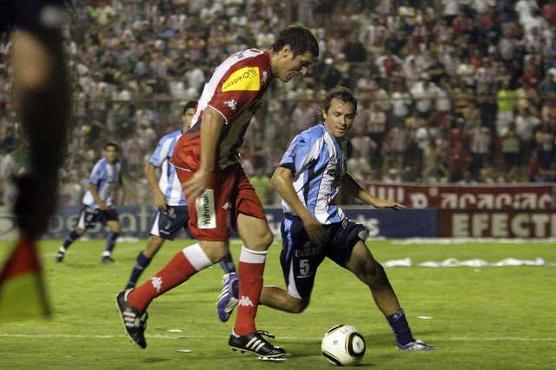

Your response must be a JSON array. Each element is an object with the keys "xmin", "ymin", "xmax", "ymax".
[{"xmin": 1, "ymin": 0, "xmax": 555, "ymax": 206}]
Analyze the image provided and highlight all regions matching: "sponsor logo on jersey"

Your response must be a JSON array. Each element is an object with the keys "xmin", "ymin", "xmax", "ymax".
[
  {"xmin": 196, "ymin": 189, "xmax": 216, "ymax": 229},
  {"xmin": 150, "ymin": 276, "xmax": 163, "ymax": 292},
  {"xmin": 238, "ymin": 295, "xmax": 255, "ymax": 307},
  {"xmin": 221, "ymin": 66, "xmax": 260, "ymax": 92}
]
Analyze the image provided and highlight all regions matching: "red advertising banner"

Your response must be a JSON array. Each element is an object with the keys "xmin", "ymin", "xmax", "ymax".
[
  {"xmin": 365, "ymin": 182, "xmax": 555, "ymax": 210},
  {"xmin": 437, "ymin": 210, "xmax": 556, "ymax": 238}
]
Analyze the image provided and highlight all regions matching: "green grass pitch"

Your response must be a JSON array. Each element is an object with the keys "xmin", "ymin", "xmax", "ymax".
[{"xmin": 1, "ymin": 239, "xmax": 555, "ymax": 369}]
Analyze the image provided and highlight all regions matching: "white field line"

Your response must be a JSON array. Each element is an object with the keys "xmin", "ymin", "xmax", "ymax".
[
  {"xmin": 1, "ymin": 333, "xmax": 556, "ymax": 342},
  {"xmin": 51, "ymin": 237, "xmax": 556, "ymax": 245},
  {"xmin": 43, "ymin": 249, "xmax": 556, "ymax": 267},
  {"xmin": 391, "ymin": 237, "xmax": 556, "ymax": 245}
]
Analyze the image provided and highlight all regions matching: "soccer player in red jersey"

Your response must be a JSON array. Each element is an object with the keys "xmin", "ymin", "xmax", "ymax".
[{"xmin": 116, "ymin": 26, "xmax": 318, "ymax": 359}]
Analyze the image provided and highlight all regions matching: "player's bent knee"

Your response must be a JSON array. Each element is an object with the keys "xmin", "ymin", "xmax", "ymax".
[
  {"xmin": 248, "ymin": 229, "xmax": 274, "ymax": 251},
  {"xmin": 199, "ymin": 241, "xmax": 229, "ymax": 263},
  {"xmin": 213, "ymin": 248, "xmax": 231, "ymax": 262},
  {"xmin": 286, "ymin": 297, "xmax": 308, "ymax": 314},
  {"xmin": 145, "ymin": 237, "xmax": 164, "ymax": 255},
  {"xmin": 261, "ymin": 230, "xmax": 274, "ymax": 248},
  {"xmin": 360, "ymin": 261, "xmax": 389, "ymax": 288}
]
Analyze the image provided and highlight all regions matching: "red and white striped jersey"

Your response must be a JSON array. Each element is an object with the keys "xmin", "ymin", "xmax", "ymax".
[{"xmin": 171, "ymin": 49, "xmax": 273, "ymax": 170}]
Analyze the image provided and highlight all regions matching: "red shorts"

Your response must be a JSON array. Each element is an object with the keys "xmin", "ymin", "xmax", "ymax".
[{"xmin": 176, "ymin": 163, "xmax": 267, "ymax": 241}]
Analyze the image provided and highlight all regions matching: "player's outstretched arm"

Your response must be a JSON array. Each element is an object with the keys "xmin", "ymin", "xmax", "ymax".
[
  {"xmin": 341, "ymin": 173, "xmax": 404, "ymax": 210},
  {"xmin": 271, "ymin": 166, "xmax": 328, "ymax": 246}
]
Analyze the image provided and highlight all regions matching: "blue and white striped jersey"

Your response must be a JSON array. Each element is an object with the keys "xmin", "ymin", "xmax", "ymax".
[
  {"xmin": 279, "ymin": 123, "xmax": 347, "ymax": 224},
  {"xmin": 148, "ymin": 129, "xmax": 186, "ymax": 207},
  {"xmin": 82, "ymin": 158, "xmax": 122, "ymax": 208}
]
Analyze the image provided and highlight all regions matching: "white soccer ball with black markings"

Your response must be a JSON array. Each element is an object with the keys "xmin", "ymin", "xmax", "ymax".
[{"xmin": 321, "ymin": 324, "xmax": 366, "ymax": 366}]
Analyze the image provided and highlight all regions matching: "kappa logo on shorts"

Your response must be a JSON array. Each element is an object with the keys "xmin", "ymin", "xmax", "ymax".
[
  {"xmin": 221, "ymin": 66, "xmax": 260, "ymax": 92},
  {"xmin": 196, "ymin": 189, "xmax": 216, "ymax": 229}
]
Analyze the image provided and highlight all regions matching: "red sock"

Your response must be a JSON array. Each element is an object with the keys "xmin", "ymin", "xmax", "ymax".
[
  {"xmin": 234, "ymin": 246, "xmax": 267, "ymax": 336},
  {"xmin": 128, "ymin": 244, "xmax": 211, "ymax": 311}
]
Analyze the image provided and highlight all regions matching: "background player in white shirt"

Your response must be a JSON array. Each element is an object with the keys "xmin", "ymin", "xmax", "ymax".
[{"xmin": 124, "ymin": 102, "xmax": 197, "ymax": 289}]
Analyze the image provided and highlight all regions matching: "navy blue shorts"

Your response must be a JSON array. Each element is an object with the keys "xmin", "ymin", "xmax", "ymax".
[
  {"xmin": 149, "ymin": 206, "xmax": 190, "ymax": 240},
  {"xmin": 75, "ymin": 206, "xmax": 119, "ymax": 230},
  {"xmin": 0, "ymin": 0, "xmax": 68, "ymax": 33},
  {"xmin": 280, "ymin": 215, "xmax": 369, "ymax": 301}
]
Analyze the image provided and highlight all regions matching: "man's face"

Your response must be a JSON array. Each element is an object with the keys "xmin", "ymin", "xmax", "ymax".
[
  {"xmin": 182, "ymin": 107, "xmax": 196, "ymax": 128},
  {"xmin": 323, "ymin": 98, "xmax": 356, "ymax": 139},
  {"xmin": 274, "ymin": 46, "xmax": 315, "ymax": 82},
  {"xmin": 104, "ymin": 146, "xmax": 119, "ymax": 162}
]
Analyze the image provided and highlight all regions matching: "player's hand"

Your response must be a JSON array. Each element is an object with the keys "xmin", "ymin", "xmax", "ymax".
[
  {"xmin": 302, "ymin": 217, "xmax": 328, "ymax": 248},
  {"xmin": 183, "ymin": 169, "xmax": 211, "ymax": 201},
  {"xmin": 372, "ymin": 199, "xmax": 405, "ymax": 210},
  {"xmin": 97, "ymin": 201, "xmax": 108, "ymax": 211},
  {"xmin": 154, "ymin": 191, "xmax": 167, "ymax": 211}
]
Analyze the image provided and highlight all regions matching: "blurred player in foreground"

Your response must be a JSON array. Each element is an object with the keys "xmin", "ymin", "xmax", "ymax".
[
  {"xmin": 55, "ymin": 143, "xmax": 124, "ymax": 263},
  {"xmin": 123, "ymin": 101, "xmax": 237, "ymax": 292},
  {"xmin": 227, "ymin": 87, "xmax": 435, "ymax": 351},
  {"xmin": 115, "ymin": 25, "xmax": 319, "ymax": 359},
  {"xmin": 0, "ymin": 0, "xmax": 70, "ymax": 319}
]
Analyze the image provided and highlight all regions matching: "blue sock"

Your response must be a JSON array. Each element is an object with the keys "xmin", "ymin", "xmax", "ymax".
[
  {"xmin": 103, "ymin": 232, "xmax": 120, "ymax": 255},
  {"xmin": 386, "ymin": 309, "xmax": 415, "ymax": 346},
  {"xmin": 62, "ymin": 230, "xmax": 81, "ymax": 250},
  {"xmin": 126, "ymin": 252, "xmax": 151, "ymax": 289},
  {"xmin": 219, "ymin": 253, "xmax": 236, "ymax": 274}
]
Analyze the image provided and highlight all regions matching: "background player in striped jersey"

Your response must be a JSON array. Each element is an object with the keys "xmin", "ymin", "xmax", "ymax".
[
  {"xmin": 116, "ymin": 26, "xmax": 319, "ymax": 358},
  {"xmin": 123, "ymin": 102, "xmax": 238, "ymax": 295},
  {"xmin": 228, "ymin": 87, "xmax": 434, "ymax": 351},
  {"xmin": 56, "ymin": 143, "xmax": 125, "ymax": 263}
]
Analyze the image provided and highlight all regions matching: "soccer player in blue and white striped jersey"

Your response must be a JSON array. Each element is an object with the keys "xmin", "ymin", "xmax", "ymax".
[
  {"xmin": 259, "ymin": 87, "xmax": 434, "ymax": 351},
  {"xmin": 123, "ymin": 102, "xmax": 195, "ymax": 289},
  {"xmin": 56, "ymin": 143, "xmax": 124, "ymax": 263},
  {"xmin": 124, "ymin": 102, "xmax": 237, "ymax": 300}
]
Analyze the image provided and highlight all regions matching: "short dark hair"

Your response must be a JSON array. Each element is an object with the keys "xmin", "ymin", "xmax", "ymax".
[
  {"xmin": 182, "ymin": 100, "xmax": 197, "ymax": 115},
  {"xmin": 321, "ymin": 87, "xmax": 358, "ymax": 114},
  {"xmin": 272, "ymin": 25, "xmax": 319, "ymax": 58},
  {"xmin": 104, "ymin": 142, "xmax": 119, "ymax": 151}
]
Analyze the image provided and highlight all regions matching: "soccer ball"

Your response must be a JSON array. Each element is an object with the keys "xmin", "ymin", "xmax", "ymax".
[{"xmin": 321, "ymin": 324, "xmax": 366, "ymax": 366}]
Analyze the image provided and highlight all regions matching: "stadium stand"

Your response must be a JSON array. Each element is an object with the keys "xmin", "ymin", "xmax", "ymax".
[{"xmin": 1, "ymin": 0, "xmax": 555, "ymax": 207}]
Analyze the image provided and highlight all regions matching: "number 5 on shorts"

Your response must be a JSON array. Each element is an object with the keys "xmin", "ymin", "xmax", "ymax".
[{"xmin": 298, "ymin": 259, "xmax": 310, "ymax": 277}]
